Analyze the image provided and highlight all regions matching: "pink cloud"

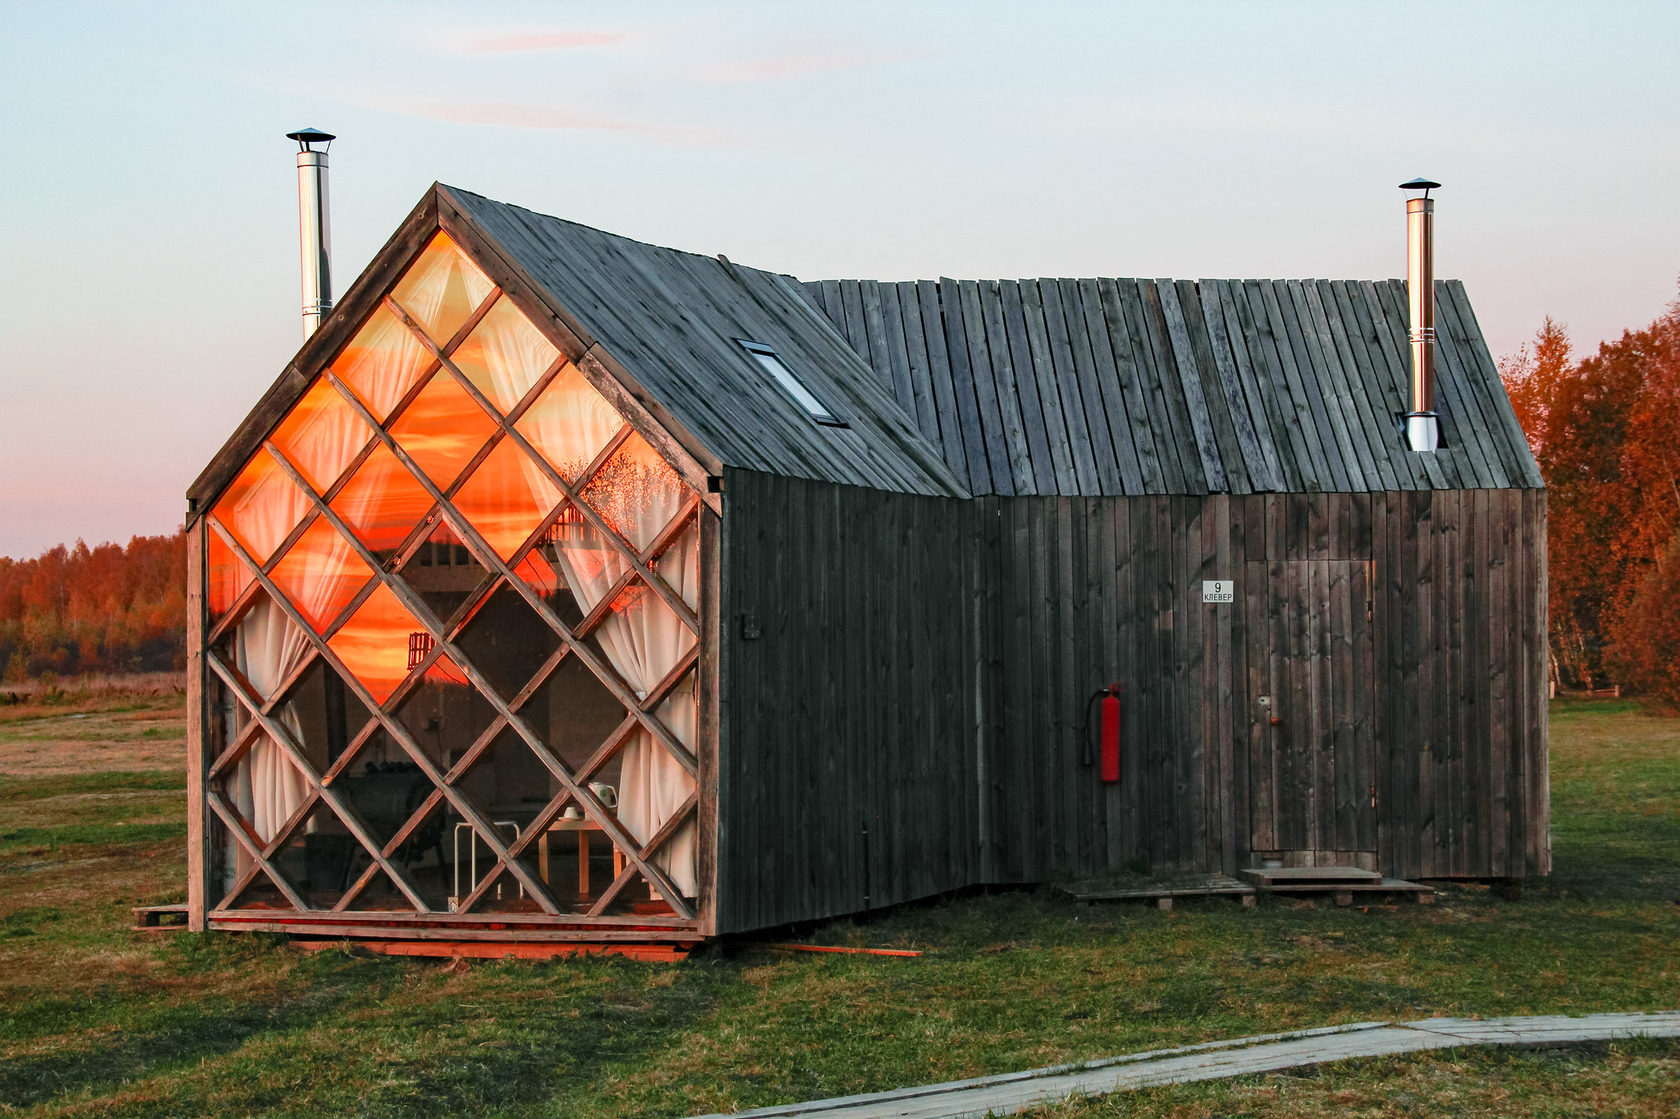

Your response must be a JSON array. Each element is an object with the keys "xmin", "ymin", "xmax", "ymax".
[
  {"xmin": 465, "ymin": 30, "xmax": 628, "ymax": 53},
  {"xmin": 382, "ymin": 98, "xmax": 756, "ymax": 149},
  {"xmin": 691, "ymin": 47, "xmax": 917, "ymax": 84}
]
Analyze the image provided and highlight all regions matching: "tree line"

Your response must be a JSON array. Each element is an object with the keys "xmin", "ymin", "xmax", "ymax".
[
  {"xmin": 1501, "ymin": 287, "xmax": 1680, "ymax": 704},
  {"xmin": 0, "ymin": 532, "xmax": 186, "ymax": 682}
]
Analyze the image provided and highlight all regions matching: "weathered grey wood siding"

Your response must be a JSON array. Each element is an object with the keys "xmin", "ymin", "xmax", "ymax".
[
  {"xmin": 718, "ymin": 481, "xmax": 1548, "ymax": 933},
  {"xmin": 716, "ymin": 469, "xmax": 982, "ymax": 934}
]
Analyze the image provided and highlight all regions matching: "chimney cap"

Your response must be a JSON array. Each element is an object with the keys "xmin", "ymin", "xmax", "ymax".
[
  {"xmin": 1399, "ymin": 176, "xmax": 1441, "ymax": 195},
  {"xmin": 286, "ymin": 127, "xmax": 336, "ymax": 151}
]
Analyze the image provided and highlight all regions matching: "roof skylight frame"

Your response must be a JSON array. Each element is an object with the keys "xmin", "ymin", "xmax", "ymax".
[{"xmin": 736, "ymin": 339, "xmax": 849, "ymax": 428}]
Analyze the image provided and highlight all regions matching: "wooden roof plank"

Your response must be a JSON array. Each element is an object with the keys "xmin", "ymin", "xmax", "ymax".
[
  {"xmin": 1219, "ymin": 279, "xmax": 1307, "ymax": 492},
  {"xmin": 1061, "ymin": 278, "xmax": 1144, "ymax": 493},
  {"xmin": 1172, "ymin": 278, "xmax": 1255, "ymax": 494},
  {"xmin": 978, "ymin": 280, "xmax": 1040, "ymax": 494},
  {"xmin": 1094, "ymin": 278, "xmax": 1173, "ymax": 494},
  {"xmin": 1119, "ymin": 279, "xmax": 1201, "ymax": 493},
  {"xmin": 917, "ymin": 279, "xmax": 987, "ymax": 493},
  {"xmin": 1153, "ymin": 279, "xmax": 1232, "ymax": 493},
  {"xmin": 867, "ymin": 279, "xmax": 919, "ymax": 416},
  {"xmin": 1207, "ymin": 279, "xmax": 1291, "ymax": 492},
  {"xmin": 937, "ymin": 278, "xmax": 1000, "ymax": 494},
  {"xmin": 892, "ymin": 281, "xmax": 951, "ymax": 450},
  {"xmin": 1043, "ymin": 279, "xmax": 1125, "ymax": 493},
  {"xmin": 1001, "ymin": 279, "xmax": 1078, "ymax": 494},
  {"xmin": 1073, "ymin": 278, "xmax": 1150, "ymax": 493},
  {"xmin": 1307, "ymin": 281, "xmax": 1402, "ymax": 492},
  {"xmin": 1021, "ymin": 279, "xmax": 1102, "ymax": 493},
  {"xmin": 838, "ymin": 281, "xmax": 875, "ymax": 368},
  {"xmin": 1286, "ymin": 279, "xmax": 1373, "ymax": 492},
  {"xmin": 1192, "ymin": 279, "xmax": 1279, "ymax": 491},
  {"xmin": 956, "ymin": 279, "xmax": 1021, "ymax": 495},
  {"xmin": 1264, "ymin": 280, "xmax": 1356, "ymax": 492},
  {"xmin": 1244, "ymin": 279, "xmax": 1339, "ymax": 492}
]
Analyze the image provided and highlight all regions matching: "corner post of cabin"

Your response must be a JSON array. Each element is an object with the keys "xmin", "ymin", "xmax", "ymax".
[
  {"xmin": 184, "ymin": 514, "xmax": 210, "ymax": 930},
  {"xmin": 696, "ymin": 498, "xmax": 723, "ymax": 936}
]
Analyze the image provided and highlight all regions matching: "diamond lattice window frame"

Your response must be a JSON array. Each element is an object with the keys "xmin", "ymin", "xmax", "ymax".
[{"xmin": 186, "ymin": 212, "xmax": 717, "ymax": 941}]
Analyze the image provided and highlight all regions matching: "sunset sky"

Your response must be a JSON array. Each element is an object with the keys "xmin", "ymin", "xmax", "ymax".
[{"xmin": 3, "ymin": 0, "xmax": 1677, "ymax": 558}]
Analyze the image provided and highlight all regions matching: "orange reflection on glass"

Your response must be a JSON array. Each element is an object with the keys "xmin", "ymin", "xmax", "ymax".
[
  {"xmin": 268, "ymin": 517, "xmax": 373, "ymax": 632},
  {"xmin": 389, "ymin": 232, "xmax": 495, "ymax": 347},
  {"xmin": 330, "ymin": 307, "xmax": 434, "ymax": 424},
  {"xmin": 330, "ymin": 442, "xmax": 435, "ymax": 557},
  {"xmin": 451, "ymin": 438, "xmax": 562, "ymax": 560},
  {"xmin": 579, "ymin": 432, "xmax": 687, "ymax": 553},
  {"xmin": 387, "ymin": 371, "xmax": 498, "ymax": 492},
  {"xmin": 328, "ymin": 582, "xmax": 425, "ymax": 705},
  {"xmin": 514, "ymin": 363, "xmax": 624, "ymax": 482},
  {"xmin": 513, "ymin": 551, "xmax": 558, "ymax": 598},
  {"xmin": 448, "ymin": 296, "xmax": 559, "ymax": 416},
  {"xmin": 270, "ymin": 380, "xmax": 373, "ymax": 496},
  {"xmin": 207, "ymin": 528, "xmax": 252, "ymax": 620},
  {"xmin": 214, "ymin": 451, "xmax": 310, "ymax": 566}
]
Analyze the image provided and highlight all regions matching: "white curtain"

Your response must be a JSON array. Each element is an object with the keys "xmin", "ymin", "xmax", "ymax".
[
  {"xmin": 549, "ymin": 499, "xmax": 698, "ymax": 897},
  {"xmin": 224, "ymin": 596, "xmax": 313, "ymax": 890},
  {"xmin": 390, "ymin": 234, "xmax": 495, "ymax": 348},
  {"xmin": 451, "ymin": 297, "xmax": 560, "ymax": 416},
  {"xmin": 217, "ymin": 389, "xmax": 368, "ymax": 894}
]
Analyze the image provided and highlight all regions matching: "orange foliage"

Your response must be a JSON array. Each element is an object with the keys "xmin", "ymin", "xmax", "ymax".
[
  {"xmin": 0, "ymin": 532, "xmax": 186, "ymax": 681},
  {"xmin": 1503, "ymin": 288, "xmax": 1680, "ymax": 698}
]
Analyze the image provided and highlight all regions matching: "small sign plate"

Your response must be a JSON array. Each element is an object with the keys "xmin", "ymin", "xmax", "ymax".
[{"xmin": 1202, "ymin": 580, "xmax": 1233, "ymax": 604}]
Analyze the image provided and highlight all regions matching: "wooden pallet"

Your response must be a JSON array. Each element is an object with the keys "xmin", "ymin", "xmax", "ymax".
[
  {"xmin": 1240, "ymin": 867, "xmax": 1434, "ymax": 906},
  {"xmin": 1059, "ymin": 874, "xmax": 1258, "ymax": 911},
  {"xmin": 131, "ymin": 904, "xmax": 189, "ymax": 932}
]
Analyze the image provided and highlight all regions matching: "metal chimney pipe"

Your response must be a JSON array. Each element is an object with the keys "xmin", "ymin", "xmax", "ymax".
[
  {"xmin": 1400, "ymin": 177, "xmax": 1441, "ymax": 452},
  {"xmin": 287, "ymin": 128, "xmax": 336, "ymax": 339}
]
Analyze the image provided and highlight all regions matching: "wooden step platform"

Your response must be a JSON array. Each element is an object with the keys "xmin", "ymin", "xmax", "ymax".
[
  {"xmin": 1240, "ymin": 866, "xmax": 1434, "ymax": 906},
  {"xmin": 1059, "ymin": 874, "xmax": 1257, "ymax": 911},
  {"xmin": 131, "ymin": 904, "xmax": 188, "ymax": 932}
]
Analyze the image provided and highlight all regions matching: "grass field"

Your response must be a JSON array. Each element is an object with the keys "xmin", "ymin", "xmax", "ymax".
[{"xmin": 1, "ymin": 693, "xmax": 1676, "ymax": 1117}]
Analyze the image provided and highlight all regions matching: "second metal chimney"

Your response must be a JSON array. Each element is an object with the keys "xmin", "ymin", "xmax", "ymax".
[
  {"xmin": 287, "ymin": 128, "xmax": 335, "ymax": 339},
  {"xmin": 1400, "ymin": 177, "xmax": 1440, "ymax": 452}
]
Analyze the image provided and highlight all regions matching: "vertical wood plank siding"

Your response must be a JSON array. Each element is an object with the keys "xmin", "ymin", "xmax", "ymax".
[{"xmin": 718, "ymin": 479, "xmax": 1547, "ymax": 932}]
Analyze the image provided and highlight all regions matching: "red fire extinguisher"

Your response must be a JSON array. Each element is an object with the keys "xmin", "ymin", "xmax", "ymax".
[{"xmin": 1082, "ymin": 682, "xmax": 1123, "ymax": 783}]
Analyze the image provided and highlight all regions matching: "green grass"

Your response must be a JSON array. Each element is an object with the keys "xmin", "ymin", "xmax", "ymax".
[{"xmin": 0, "ymin": 695, "xmax": 1676, "ymax": 1116}]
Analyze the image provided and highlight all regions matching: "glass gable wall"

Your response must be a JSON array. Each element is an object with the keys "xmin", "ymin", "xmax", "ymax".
[{"xmin": 202, "ymin": 232, "xmax": 702, "ymax": 922}]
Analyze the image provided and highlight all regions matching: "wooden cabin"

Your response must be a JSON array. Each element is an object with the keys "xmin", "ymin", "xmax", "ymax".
[{"xmin": 184, "ymin": 183, "xmax": 1548, "ymax": 948}]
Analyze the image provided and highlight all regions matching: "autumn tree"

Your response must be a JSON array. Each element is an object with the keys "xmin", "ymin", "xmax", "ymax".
[{"xmin": 1503, "ymin": 289, "xmax": 1680, "ymax": 701}]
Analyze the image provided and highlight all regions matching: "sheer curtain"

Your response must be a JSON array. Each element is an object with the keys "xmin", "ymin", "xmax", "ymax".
[
  {"xmin": 218, "ymin": 393, "xmax": 369, "ymax": 895},
  {"xmin": 550, "ymin": 527, "xmax": 698, "ymax": 896}
]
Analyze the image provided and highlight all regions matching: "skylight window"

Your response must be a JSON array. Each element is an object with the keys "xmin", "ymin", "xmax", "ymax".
[{"xmin": 737, "ymin": 340, "xmax": 847, "ymax": 427}]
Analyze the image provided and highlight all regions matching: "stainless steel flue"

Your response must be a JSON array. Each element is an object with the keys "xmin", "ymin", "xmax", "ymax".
[
  {"xmin": 287, "ymin": 128, "xmax": 335, "ymax": 339},
  {"xmin": 1400, "ymin": 177, "xmax": 1440, "ymax": 452}
]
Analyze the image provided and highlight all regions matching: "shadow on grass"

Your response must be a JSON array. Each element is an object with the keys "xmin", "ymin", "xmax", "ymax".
[{"xmin": 0, "ymin": 944, "xmax": 739, "ymax": 1118}]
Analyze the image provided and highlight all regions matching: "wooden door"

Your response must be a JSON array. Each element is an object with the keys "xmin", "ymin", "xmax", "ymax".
[{"xmin": 1246, "ymin": 559, "xmax": 1376, "ymax": 862}]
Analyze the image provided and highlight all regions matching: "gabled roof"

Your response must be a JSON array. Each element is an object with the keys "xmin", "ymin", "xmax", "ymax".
[
  {"xmin": 441, "ymin": 187, "xmax": 965, "ymax": 498},
  {"xmin": 801, "ymin": 277, "xmax": 1542, "ymax": 496},
  {"xmin": 191, "ymin": 184, "xmax": 1539, "ymax": 514}
]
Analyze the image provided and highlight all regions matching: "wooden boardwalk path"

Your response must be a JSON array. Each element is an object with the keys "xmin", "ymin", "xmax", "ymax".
[{"xmin": 690, "ymin": 1011, "xmax": 1680, "ymax": 1119}]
